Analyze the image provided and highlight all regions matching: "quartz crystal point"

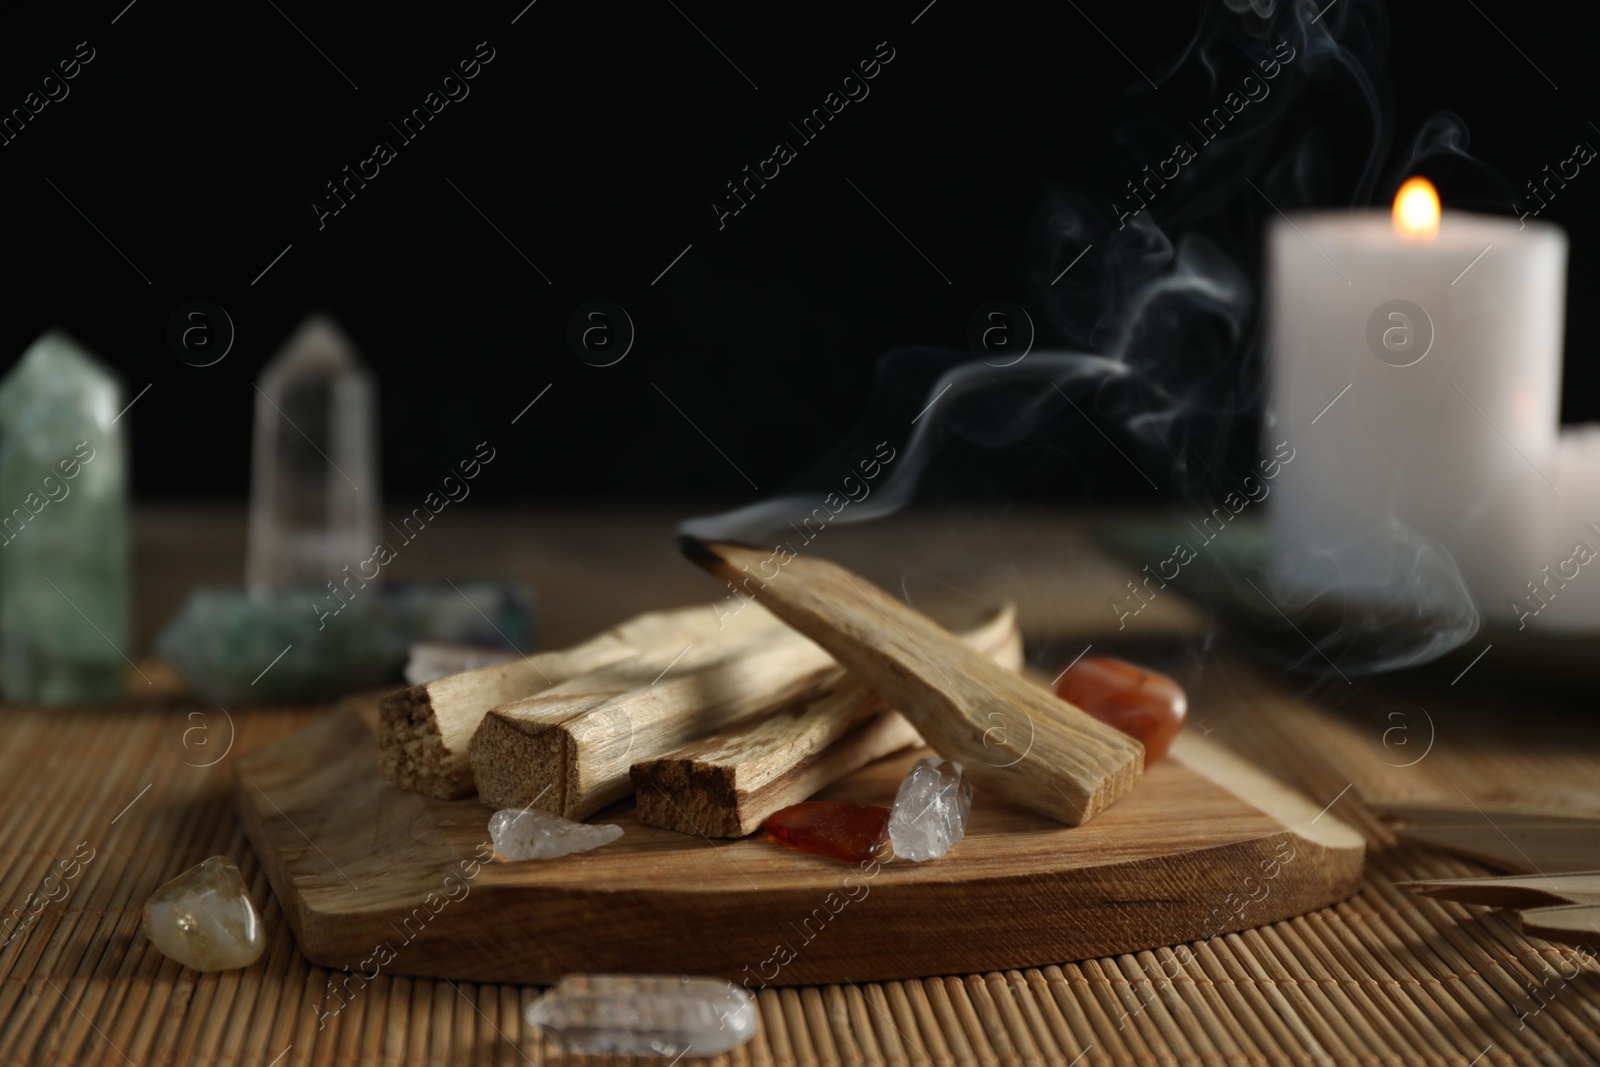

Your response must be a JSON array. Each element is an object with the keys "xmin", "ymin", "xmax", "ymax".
[
  {"xmin": 1054, "ymin": 655, "xmax": 1188, "ymax": 764},
  {"xmin": 246, "ymin": 314, "xmax": 378, "ymax": 592},
  {"xmin": 887, "ymin": 758, "xmax": 972, "ymax": 862},
  {"xmin": 766, "ymin": 802, "xmax": 891, "ymax": 864},
  {"xmin": 489, "ymin": 808, "xmax": 622, "ymax": 860},
  {"xmin": 0, "ymin": 330, "xmax": 130, "ymax": 704},
  {"xmin": 526, "ymin": 974, "xmax": 758, "ymax": 1057},
  {"xmin": 142, "ymin": 856, "xmax": 265, "ymax": 972}
]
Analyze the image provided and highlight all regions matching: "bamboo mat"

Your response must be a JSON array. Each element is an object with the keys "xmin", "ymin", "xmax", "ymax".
[
  {"xmin": 3, "ymin": 508, "xmax": 1599, "ymax": 1066},
  {"xmin": 4, "ymin": 657, "xmax": 1599, "ymax": 1067}
]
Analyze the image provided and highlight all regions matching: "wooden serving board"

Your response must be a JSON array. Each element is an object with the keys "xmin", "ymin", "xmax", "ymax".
[{"xmin": 236, "ymin": 707, "xmax": 1364, "ymax": 985}]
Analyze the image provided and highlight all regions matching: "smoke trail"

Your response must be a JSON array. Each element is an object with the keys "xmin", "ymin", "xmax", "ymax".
[{"xmin": 685, "ymin": 0, "xmax": 1488, "ymax": 676}]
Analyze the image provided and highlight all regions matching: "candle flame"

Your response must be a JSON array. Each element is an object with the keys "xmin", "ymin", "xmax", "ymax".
[{"xmin": 1392, "ymin": 177, "xmax": 1440, "ymax": 239}]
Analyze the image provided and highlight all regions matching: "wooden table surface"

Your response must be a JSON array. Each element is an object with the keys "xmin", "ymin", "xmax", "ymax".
[{"xmin": 3, "ymin": 506, "xmax": 1599, "ymax": 1066}]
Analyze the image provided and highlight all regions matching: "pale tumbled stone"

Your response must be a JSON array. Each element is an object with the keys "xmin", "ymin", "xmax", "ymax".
[
  {"xmin": 887, "ymin": 757, "xmax": 972, "ymax": 862},
  {"xmin": 489, "ymin": 808, "xmax": 622, "ymax": 860},
  {"xmin": 526, "ymin": 974, "xmax": 758, "ymax": 1057},
  {"xmin": 142, "ymin": 856, "xmax": 265, "ymax": 972}
]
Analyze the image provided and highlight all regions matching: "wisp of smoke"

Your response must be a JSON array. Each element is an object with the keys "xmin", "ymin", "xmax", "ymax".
[{"xmin": 685, "ymin": 0, "xmax": 1488, "ymax": 677}]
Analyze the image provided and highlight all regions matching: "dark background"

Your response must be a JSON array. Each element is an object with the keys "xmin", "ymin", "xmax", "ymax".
[{"xmin": 0, "ymin": 0, "xmax": 1591, "ymax": 505}]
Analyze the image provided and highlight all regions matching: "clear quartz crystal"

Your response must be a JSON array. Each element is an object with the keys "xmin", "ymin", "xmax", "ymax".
[
  {"xmin": 141, "ymin": 856, "xmax": 265, "ymax": 972},
  {"xmin": 887, "ymin": 757, "xmax": 972, "ymax": 862},
  {"xmin": 526, "ymin": 974, "xmax": 758, "ymax": 1057},
  {"xmin": 0, "ymin": 330, "xmax": 130, "ymax": 704},
  {"xmin": 246, "ymin": 314, "xmax": 378, "ymax": 592},
  {"xmin": 489, "ymin": 808, "xmax": 623, "ymax": 860}
]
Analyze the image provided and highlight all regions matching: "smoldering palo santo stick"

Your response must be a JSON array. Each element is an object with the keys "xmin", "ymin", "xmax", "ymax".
[
  {"xmin": 470, "ymin": 622, "xmax": 842, "ymax": 818},
  {"xmin": 679, "ymin": 538, "xmax": 1144, "ymax": 825},
  {"xmin": 631, "ymin": 602, "xmax": 1023, "ymax": 837},
  {"xmin": 379, "ymin": 602, "xmax": 786, "ymax": 799}
]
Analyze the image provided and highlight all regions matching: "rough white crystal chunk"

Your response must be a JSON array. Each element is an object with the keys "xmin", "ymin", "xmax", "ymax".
[
  {"xmin": 141, "ymin": 856, "xmax": 265, "ymax": 972},
  {"xmin": 887, "ymin": 757, "xmax": 972, "ymax": 861},
  {"xmin": 489, "ymin": 808, "xmax": 622, "ymax": 860},
  {"xmin": 526, "ymin": 974, "xmax": 758, "ymax": 1057}
]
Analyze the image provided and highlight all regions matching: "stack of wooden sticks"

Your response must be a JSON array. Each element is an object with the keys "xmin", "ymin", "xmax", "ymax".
[{"xmin": 378, "ymin": 543, "xmax": 1145, "ymax": 834}]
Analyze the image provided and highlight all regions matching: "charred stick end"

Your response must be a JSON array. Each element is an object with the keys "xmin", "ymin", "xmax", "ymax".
[{"xmin": 678, "ymin": 533, "xmax": 733, "ymax": 568}]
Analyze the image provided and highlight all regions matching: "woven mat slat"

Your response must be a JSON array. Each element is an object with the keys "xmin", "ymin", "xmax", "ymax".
[{"xmin": 5, "ymin": 662, "xmax": 1600, "ymax": 1067}]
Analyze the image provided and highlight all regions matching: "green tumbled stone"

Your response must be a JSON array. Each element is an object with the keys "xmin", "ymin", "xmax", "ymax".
[
  {"xmin": 0, "ymin": 331, "xmax": 130, "ymax": 705},
  {"xmin": 154, "ymin": 588, "xmax": 408, "ymax": 704},
  {"xmin": 152, "ymin": 580, "xmax": 536, "ymax": 704}
]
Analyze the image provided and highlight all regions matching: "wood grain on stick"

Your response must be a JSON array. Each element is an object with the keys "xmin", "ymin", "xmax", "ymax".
[
  {"xmin": 1396, "ymin": 871, "xmax": 1600, "ymax": 952},
  {"xmin": 470, "ymin": 620, "xmax": 841, "ymax": 818},
  {"xmin": 1370, "ymin": 800, "xmax": 1600, "ymax": 874},
  {"xmin": 631, "ymin": 602, "xmax": 1023, "ymax": 837},
  {"xmin": 680, "ymin": 539, "xmax": 1144, "ymax": 825},
  {"xmin": 379, "ymin": 602, "xmax": 784, "ymax": 798}
]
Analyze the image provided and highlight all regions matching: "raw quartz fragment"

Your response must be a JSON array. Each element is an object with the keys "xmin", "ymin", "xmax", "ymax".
[
  {"xmin": 765, "ymin": 801, "xmax": 891, "ymax": 864},
  {"xmin": 489, "ymin": 808, "xmax": 622, "ymax": 860},
  {"xmin": 1054, "ymin": 654, "xmax": 1188, "ymax": 764},
  {"xmin": 141, "ymin": 856, "xmax": 265, "ymax": 972},
  {"xmin": 526, "ymin": 973, "xmax": 758, "ymax": 1057},
  {"xmin": 887, "ymin": 757, "xmax": 972, "ymax": 862}
]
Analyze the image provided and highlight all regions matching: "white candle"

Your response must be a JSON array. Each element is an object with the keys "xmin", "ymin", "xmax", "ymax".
[
  {"xmin": 1265, "ymin": 183, "xmax": 1567, "ymax": 623},
  {"xmin": 1522, "ymin": 425, "xmax": 1600, "ymax": 628}
]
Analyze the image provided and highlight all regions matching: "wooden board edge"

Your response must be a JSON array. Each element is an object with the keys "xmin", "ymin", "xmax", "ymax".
[
  {"xmin": 269, "ymin": 826, "xmax": 1368, "ymax": 986},
  {"xmin": 235, "ymin": 771, "xmax": 318, "ymax": 960}
]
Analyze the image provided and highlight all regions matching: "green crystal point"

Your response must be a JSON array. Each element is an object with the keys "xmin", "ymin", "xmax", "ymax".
[{"xmin": 0, "ymin": 330, "xmax": 131, "ymax": 704}]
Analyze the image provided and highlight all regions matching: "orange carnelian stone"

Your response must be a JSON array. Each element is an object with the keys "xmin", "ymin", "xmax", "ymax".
[
  {"xmin": 765, "ymin": 802, "xmax": 891, "ymax": 864},
  {"xmin": 1055, "ymin": 655, "xmax": 1187, "ymax": 763}
]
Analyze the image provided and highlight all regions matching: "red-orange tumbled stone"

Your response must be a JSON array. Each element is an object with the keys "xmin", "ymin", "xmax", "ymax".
[
  {"xmin": 1055, "ymin": 655, "xmax": 1187, "ymax": 763},
  {"xmin": 765, "ymin": 802, "xmax": 891, "ymax": 864}
]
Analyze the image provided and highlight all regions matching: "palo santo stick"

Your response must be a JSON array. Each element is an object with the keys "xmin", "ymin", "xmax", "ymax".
[
  {"xmin": 471, "ymin": 623, "xmax": 842, "ymax": 818},
  {"xmin": 631, "ymin": 602, "xmax": 1023, "ymax": 837},
  {"xmin": 379, "ymin": 602, "xmax": 786, "ymax": 798},
  {"xmin": 680, "ymin": 539, "xmax": 1144, "ymax": 825}
]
